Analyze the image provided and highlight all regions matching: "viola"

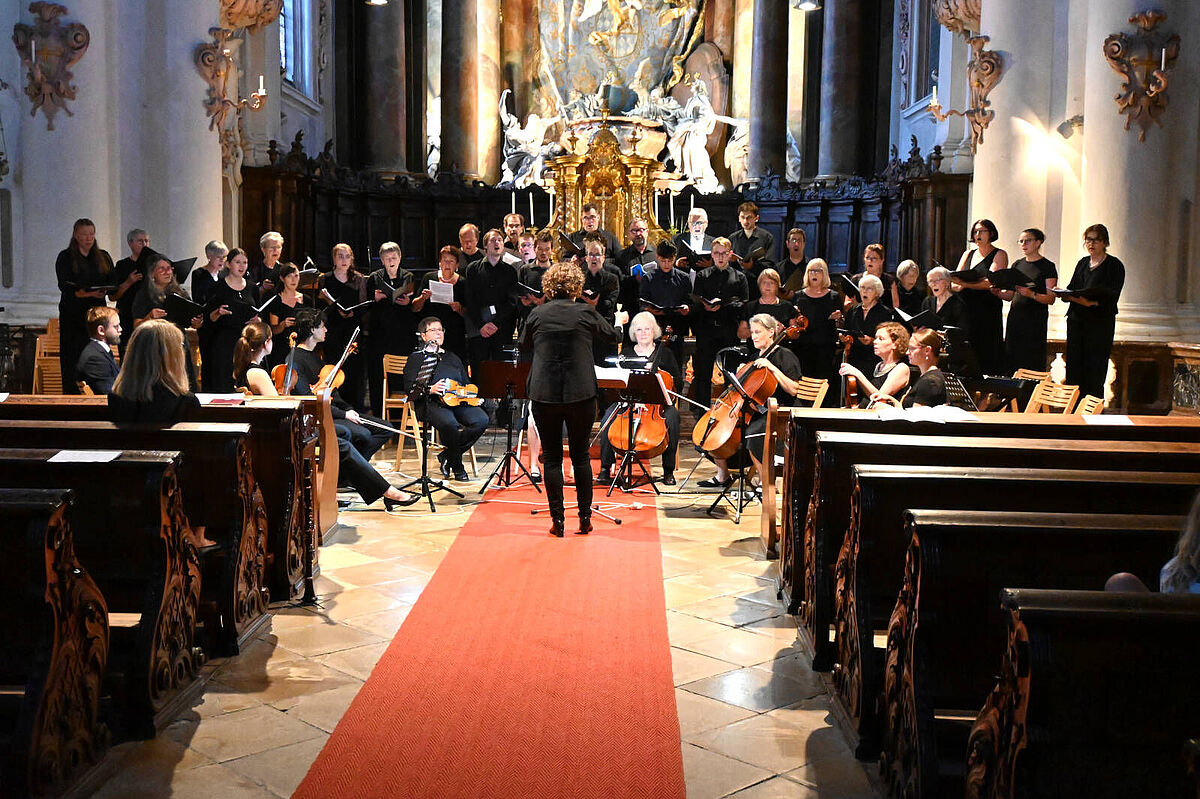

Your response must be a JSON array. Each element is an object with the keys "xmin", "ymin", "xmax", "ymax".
[
  {"xmin": 692, "ymin": 317, "xmax": 807, "ymax": 460},
  {"xmin": 840, "ymin": 331, "xmax": 860, "ymax": 409},
  {"xmin": 607, "ymin": 328, "xmax": 675, "ymax": 459},
  {"xmin": 271, "ymin": 332, "xmax": 300, "ymax": 395},
  {"xmin": 438, "ymin": 379, "xmax": 483, "ymax": 407},
  {"xmin": 314, "ymin": 328, "xmax": 360, "ymax": 393}
]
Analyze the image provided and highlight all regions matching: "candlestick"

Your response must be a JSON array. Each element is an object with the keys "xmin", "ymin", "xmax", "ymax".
[
  {"xmin": 690, "ymin": 193, "xmax": 694, "ymax": 211},
  {"xmin": 931, "ymin": 84, "xmax": 938, "ymax": 107},
  {"xmin": 259, "ymin": 74, "xmax": 265, "ymax": 95},
  {"xmin": 529, "ymin": 192, "xmax": 535, "ymax": 228}
]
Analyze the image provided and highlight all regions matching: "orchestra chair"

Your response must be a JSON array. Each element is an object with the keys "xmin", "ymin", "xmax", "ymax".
[
  {"xmin": 34, "ymin": 333, "xmax": 58, "ymax": 359},
  {"xmin": 1024, "ymin": 380, "xmax": 1080, "ymax": 414},
  {"xmin": 1075, "ymin": 394, "xmax": 1105, "ymax": 415},
  {"xmin": 77, "ymin": 382, "xmax": 94, "ymax": 396},
  {"xmin": 45, "ymin": 317, "xmax": 60, "ymax": 343},
  {"xmin": 382, "ymin": 354, "xmax": 424, "ymax": 470},
  {"xmin": 794, "ymin": 377, "xmax": 829, "ymax": 408},
  {"xmin": 1009, "ymin": 368, "xmax": 1053, "ymax": 410},
  {"xmin": 33, "ymin": 356, "xmax": 63, "ymax": 394}
]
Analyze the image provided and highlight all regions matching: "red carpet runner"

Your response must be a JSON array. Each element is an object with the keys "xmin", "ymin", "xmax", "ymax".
[{"xmin": 293, "ymin": 485, "xmax": 686, "ymax": 798}]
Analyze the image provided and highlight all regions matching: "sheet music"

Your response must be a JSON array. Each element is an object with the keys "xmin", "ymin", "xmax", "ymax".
[
  {"xmin": 1083, "ymin": 414, "xmax": 1134, "ymax": 425},
  {"xmin": 595, "ymin": 366, "xmax": 631, "ymax": 386},
  {"xmin": 196, "ymin": 393, "xmax": 247, "ymax": 405},
  {"xmin": 48, "ymin": 450, "xmax": 122, "ymax": 463},
  {"xmin": 429, "ymin": 281, "xmax": 455, "ymax": 305},
  {"xmin": 0, "ymin": 393, "xmax": 8, "ymax": 403}
]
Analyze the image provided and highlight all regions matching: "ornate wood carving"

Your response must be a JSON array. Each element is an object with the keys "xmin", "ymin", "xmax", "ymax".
[
  {"xmin": 879, "ymin": 529, "xmax": 927, "ymax": 799},
  {"xmin": 220, "ymin": 0, "xmax": 283, "ymax": 32},
  {"xmin": 29, "ymin": 503, "xmax": 110, "ymax": 796},
  {"xmin": 896, "ymin": 0, "xmax": 912, "ymax": 107},
  {"xmin": 1103, "ymin": 10, "xmax": 1180, "ymax": 142},
  {"xmin": 965, "ymin": 610, "xmax": 1031, "ymax": 799},
  {"xmin": 194, "ymin": 26, "xmax": 265, "ymax": 183},
  {"xmin": 317, "ymin": 0, "xmax": 330, "ymax": 103},
  {"xmin": 832, "ymin": 482, "xmax": 864, "ymax": 721},
  {"xmin": 233, "ymin": 443, "xmax": 270, "ymax": 645},
  {"xmin": 12, "ymin": 2, "xmax": 90, "ymax": 131},
  {"xmin": 933, "ymin": 0, "xmax": 980, "ymax": 35},
  {"xmin": 797, "ymin": 450, "xmax": 822, "ymax": 633}
]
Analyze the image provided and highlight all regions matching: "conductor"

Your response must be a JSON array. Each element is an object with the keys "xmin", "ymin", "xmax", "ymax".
[{"xmin": 520, "ymin": 262, "xmax": 617, "ymax": 537}]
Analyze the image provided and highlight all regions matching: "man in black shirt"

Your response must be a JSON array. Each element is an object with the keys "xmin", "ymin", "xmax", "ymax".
[
  {"xmin": 728, "ymin": 201, "xmax": 775, "ymax": 262},
  {"xmin": 582, "ymin": 237, "xmax": 621, "ymax": 365},
  {"xmin": 502, "ymin": 213, "xmax": 525, "ymax": 252},
  {"xmin": 691, "ymin": 237, "xmax": 749, "ymax": 413},
  {"xmin": 463, "ymin": 228, "xmax": 519, "ymax": 371},
  {"xmin": 777, "ymin": 227, "xmax": 808, "ymax": 297},
  {"xmin": 112, "ymin": 228, "xmax": 150, "ymax": 354},
  {"xmin": 614, "ymin": 217, "xmax": 655, "ymax": 313},
  {"xmin": 639, "ymin": 240, "xmax": 692, "ymax": 365},
  {"xmin": 569, "ymin": 202, "xmax": 621, "ymax": 256},
  {"xmin": 674, "ymin": 208, "xmax": 715, "ymax": 272},
  {"xmin": 517, "ymin": 231, "xmax": 552, "ymax": 330},
  {"xmin": 456, "ymin": 223, "xmax": 482, "ymax": 271}
]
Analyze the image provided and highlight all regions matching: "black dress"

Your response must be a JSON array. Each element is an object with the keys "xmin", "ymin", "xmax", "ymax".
[
  {"xmin": 366, "ymin": 267, "xmax": 417, "ymax": 416},
  {"xmin": 845, "ymin": 301, "xmax": 894, "ymax": 377},
  {"xmin": 108, "ymin": 384, "xmax": 200, "ymax": 426},
  {"xmin": 743, "ymin": 298, "xmax": 797, "ymax": 331},
  {"xmin": 319, "ymin": 271, "xmax": 368, "ymax": 410},
  {"xmin": 266, "ymin": 293, "xmax": 306, "ymax": 369},
  {"xmin": 191, "ymin": 267, "xmax": 224, "ymax": 388},
  {"xmin": 1004, "ymin": 257, "xmax": 1058, "ymax": 373},
  {"xmin": 896, "ymin": 282, "xmax": 925, "ymax": 317},
  {"xmin": 792, "ymin": 289, "xmax": 841, "ymax": 402},
  {"xmin": 902, "ymin": 369, "xmax": 948, "ymax": 408},
  {"xmin": 55, "ymin": 247, "xmax": 115, "ymax": 394},
  {"xmin": 415, "ymin": 273, "xmax": 469, "ymax": 363},
  {"xmin": 205, "ymin": 278, "xmax": 259, "ymax": 393},
  {"xmin": 922, "ymin": 292, "xmax": 970, "ymax": 374},
  {"xmin": 132, "ymin": 283, "xmax": 201, "ymax": 392},
  {"xmin": 957, "ymin": 248, "xmax": 1005, "ymax": 375},
  {"xmin": 1064, "ymin": 254, "xmax": 1125, "ymax": 399}
]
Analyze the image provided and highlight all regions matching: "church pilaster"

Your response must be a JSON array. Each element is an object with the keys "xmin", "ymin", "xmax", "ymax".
[
  {"xmin": 748, "ymin": 0, "xmax": 788, "ymax": 181},
  {"xmin": 816, "ymin": 0, "xmax": 869, "ymax": 177},
  {"xmin": 363, "ymin": 0, "xmax": 409, "ymax": 173},
  {"xmin": 441, "ymin": 0, "xmax": 480, "ymax": 179}
]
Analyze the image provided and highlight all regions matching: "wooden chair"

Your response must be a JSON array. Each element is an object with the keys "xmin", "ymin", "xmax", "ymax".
[
  {"xmin": 77, "ymin": 382, "xmax": 95, "ymax": 396},
  {"xmin": 794, "ymin": 377, "xmax": 829, "ymax": 408},
  {"xmin": 1024, "ymin": 380, "xmax": 1080, "ymax": 414},
  {"xmin": 33, "ymin": 356, "xmax": 63, "ymax": 395},
  {"xmin": 382, "ymin": 355, "xmax": 423, "ymax": 469},
  {"xmin": 45, "ymin": 317, "xmax": 59, "ymax": 339},
  {"xmin": 34, "ymin": 333, "xmax": 59, "ymax": 359},
  {"xmin": 1075, "ymin": 394, "xmax": 1105, "ymax": 415},
  {"xmin": 1008, "ymin": 368, "xmax": 1054, "ymax": 410}
]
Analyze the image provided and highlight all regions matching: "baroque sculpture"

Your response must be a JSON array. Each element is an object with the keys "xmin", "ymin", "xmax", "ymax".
[
  {"xmin": 1103, "ymin": 10, "xmax": 1179, "ymax": 142},
  {"xmin": 12, "ymin": 2, "xmax": 90, "ymax": 131}
]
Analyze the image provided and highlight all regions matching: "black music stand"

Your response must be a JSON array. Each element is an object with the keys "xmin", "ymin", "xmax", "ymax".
[
  {"xmin": 697, "ymin": 366, "xmax": 760, "ymax": 524},
  {"xmin": 599, "ymin": 369, "xmax": 671, "ymax": 495},
  {"xmin": 475, "ymin": 359, "xmax": 541, "ymax": 493},
  {"xmin": 396, "ymin": 387, "xmax": 464, "ymax": 511}
]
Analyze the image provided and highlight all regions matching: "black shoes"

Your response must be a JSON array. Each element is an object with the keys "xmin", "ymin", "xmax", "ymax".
[
  {"xmin": 437, "ymin": 451, "xmax": 452, "ymax": 478},
  {"xmin": 697, "ymin": 475, "xmax": 733, "ymax": 488},
  {"xmin": 594, "ymin": 469, "xmax": 613, "ymax": 485},
  {"xmin": 529, "ymin": 471, "xmax": 542, "ymax": 485},
  {"xmin": 549, "ymin": 519, "xmax": 565, "ymax": 537},
  {"xmin": 661, "ymin": 474, "xmax": 677, "ymax": 486},
  {"xmin": 383, "ymin": 492, "xmax": 421, "ymax": 511},
  {"xmin": 452, "ymin": 467, "xmax": 470, "ymax": 481},
  {"xmin": 578, "ymin": 517, "xmax": 593, "ymax": 535}
]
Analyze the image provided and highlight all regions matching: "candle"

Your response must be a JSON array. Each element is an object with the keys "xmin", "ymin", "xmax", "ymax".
[
  {"xmin": 529, "ymin": 192, "xmax": 535, "ymax": 228},
  {"xmin": 258, "ymin": 74, "xmax": 265, "ymax": 94},
  {"xmin": 1162, "ymin": 48, "xmax": 1167, "ymax": 71},
  {"xmin": 511, "ymin": 191, "xmax": 516, "ymax": 214},
  {"xmin": 931, "ymin": 84, "xmax": 938, "ymax": 107},
  {"xmin": 669, "ymin": 192, "xmax": 675, "ymax": 228},
  {"xmin": 690, "ymin": 193, "xmax": 694, "ymax": 211},
  {"xmin": 30, "ymin": 39, "xmax": 35, "ymax": 63}
]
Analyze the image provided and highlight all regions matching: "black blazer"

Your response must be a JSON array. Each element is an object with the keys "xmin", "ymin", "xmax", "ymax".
[
  {"xmin": 520, "ymin": 299, "xmax": 616, "ymax": 403},
  {"xmin": 76, "ymin": 339, "xmax": 120, "ymax": 395}
]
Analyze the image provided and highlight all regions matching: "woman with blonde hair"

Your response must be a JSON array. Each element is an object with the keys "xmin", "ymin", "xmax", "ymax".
[
  {"xmin": 792, "ymin": 258, "xmax": 842, "ymax": 400},
  {"xmin": 233, "ymin": 321, "xmax": 278, "ymax": 396},
  {"xmin": 838, "ymin": 320, "xmax": 910, "ymax": 407},
  {"xmin": 318, "ymin": 243, "xmax": 368, "ymax": 409},
  {"xmin": 109, "ymin": 319, "xmax": 201, "ymax": 425}
]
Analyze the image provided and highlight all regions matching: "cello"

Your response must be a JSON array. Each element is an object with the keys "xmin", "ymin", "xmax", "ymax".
[
  {"xmin": 692, "ymin": 317, "xmax": 807, "ymax": 460},
  {"xmin": 607, "ymin": 328, "xmax": 675, "ymax": 460}
]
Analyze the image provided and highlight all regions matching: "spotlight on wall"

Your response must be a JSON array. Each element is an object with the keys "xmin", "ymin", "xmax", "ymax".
[
  {"xmin": 793, "ymin": 0, "xmax": 821, "ymax": 10},
  {"xmin": 1056, "ymin": 114, "xmax": 1084, "ymax": 139}
]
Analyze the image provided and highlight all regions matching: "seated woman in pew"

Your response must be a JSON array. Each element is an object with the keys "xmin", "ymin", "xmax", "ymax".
[
  {"xmin": 233, "ymin": 322, "xmax": 278, "ymax": 396},
  {"xmin": 838, "ymin": 321, "xmax": 910, "ymax": 408},
  {"xmin": 1107, "ymin": 492, "xmax": 1200, "ymax": 594},
  {"xmin": 872, "ymin": 328, "xmax": 947, "ymax": 408},
  {"xmin": 109, "ymin": 319, "xmax": 201, "ymax": 425}
]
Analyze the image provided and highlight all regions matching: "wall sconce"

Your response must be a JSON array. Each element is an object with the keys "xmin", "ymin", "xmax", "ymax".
[
  {"xmin": 1055, "ymin": 114, "xmax": 1084, "ymax": 139},
  {"xmin": 927, "ymin": 34, "xmax": 1004, "ymax": 153},
  {"xmin": 194, "ymin": 28, "xmax": 267, "ymax": 130},
  {"xmin": 12, "ymin": 3, "xmax": 91, "ymax": 131},
  {"xmin": 1103, "ymin": 10, "xmax": 1179, "ymax": 142}
]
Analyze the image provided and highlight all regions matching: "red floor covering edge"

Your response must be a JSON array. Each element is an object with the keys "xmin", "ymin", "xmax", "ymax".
[{"xmin": 292, "ymin": 486, "xmax": 686, "ymax": 798}]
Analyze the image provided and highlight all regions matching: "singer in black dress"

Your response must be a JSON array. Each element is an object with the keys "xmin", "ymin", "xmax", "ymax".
[
  {"xmin": 1062, "ymin": 224, "xmax": 1125, "ymax": 398},
  {"xmin": 319, "ymin": 244, "xmax": 369, "ymax": 410},
  {"xmin": 205, "ymin": 248, "xmax": 262, "ymax": 393},
  {"xmin": 411, "ymin": 246, "xmax": 470, "ymax": 362},
  {"xmin": 520, "ymin": 262, "xmax": 616, "ymax": 536},
  {"xmin": 791, "ymin": 259, "xmax": 842, "ymax": 405},
  {"xmin": 953, "ymin": 219, "xmax": 1008, "ymax": 376},
  {"xmin": 366, "ymin": 242, "xmax": 417, "ymax": 416},
  {"xmin": 1002, "ymin": 228, "xmax": 1058, "ymax": 372},
  {"xmin": 844, "ymin": 274, "xmax": 894, "ymax": 378},
  {"xmin": 55, "ymin": 218, "xmax": 116, "ymax": 393}
]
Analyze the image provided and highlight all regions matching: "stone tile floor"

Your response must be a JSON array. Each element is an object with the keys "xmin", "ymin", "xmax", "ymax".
[{"xmin": 87, "ymin": 440, "xmax": 879, "ymax": 798}]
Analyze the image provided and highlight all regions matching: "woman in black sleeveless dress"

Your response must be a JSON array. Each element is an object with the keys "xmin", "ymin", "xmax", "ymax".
[{"xmin": 953, "ymin": 219, "xmax": 1007, "ymax": 376}]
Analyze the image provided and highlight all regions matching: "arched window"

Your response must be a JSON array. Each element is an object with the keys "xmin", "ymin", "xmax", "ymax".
[{"xmin": 279, "ymin": 0, "xmax": 314, "ymax": 97}]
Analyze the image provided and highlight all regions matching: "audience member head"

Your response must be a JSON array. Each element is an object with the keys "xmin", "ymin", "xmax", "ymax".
[
  {"xmin": 112, "ymin": 319, "xmax": 189, "ymax": 402},
  {"xmin": 803, "ymin": 258, "xmax": 831, "ymax": 292},
  {"xmin": 541, "ymin": 262, "xmax": 585, "ymax": 300},
  {"xmin": 87, "ymin": 306, "xmax": 120, "ymax": 345},
  {"xmin": 1162, "ymin": 492, "xmax": 1200, "ymax": 593}
]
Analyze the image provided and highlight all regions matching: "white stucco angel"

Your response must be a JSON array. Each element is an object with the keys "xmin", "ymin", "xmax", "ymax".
[
  {"xmin": 498, "ymin": 89, "xmax": 562, "ymax": 188},
  {"xmin": 665, "ymin": 77, "xmax": 737, "ymax": 194}
]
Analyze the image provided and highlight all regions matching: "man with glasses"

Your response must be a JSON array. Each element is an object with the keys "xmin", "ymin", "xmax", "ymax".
[
  {"xmin": 673, "ymin": 207, "xmax": 714, "ymax": 272},
  {"xmin": 569, "ymin": 203, "xmax": 620, "ymax": 256}
]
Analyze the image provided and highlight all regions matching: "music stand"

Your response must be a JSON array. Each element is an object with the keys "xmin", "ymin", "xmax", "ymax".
[
  {"xmin": 597, "ymin": 369, "xmax": 671, "ymax": 495},
  {"xmin": 475, "ymin": 359, "xmax": 541, "ymax": 493},
  {"xmin": 395, "ymin": 391, "xmax": 465, "ymax": 512}
]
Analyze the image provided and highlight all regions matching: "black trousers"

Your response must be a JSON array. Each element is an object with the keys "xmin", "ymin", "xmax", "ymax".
[
  {"xmin": 335, "ymin": 416, "xmax": 391, "ymax": 504},
  {"xmin": 1065, "ymin": 315, "xmax": 1115, "ymax": 399},
  {"xmin": 467, "ymin": 331, "xmax": 514, "ymax": 376},
  {"xmin": 598, "ymin": 401, "xmax": 681, "ymax": 475},
  {"xmin": 417, "ymin": 400, "xmax": 489, "ymax": 468},
  {"xmin": 531, "ymin": 398, "xmax": 596, "ymax": 523}
]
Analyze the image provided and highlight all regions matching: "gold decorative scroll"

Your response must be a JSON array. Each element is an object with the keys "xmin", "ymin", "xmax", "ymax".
[
  {"xmin": 933, "ymin": 0, "xmax": 980, "ymax": 36},
  {"xmin": 220, "ymin": 0, "xmax": 283, "ymax": 33},
  {"xmin": 12, "ymin": 2, "xmax": 90, "ymax": 131},
  {"xmin": 1103, "ymin": 10, "xmax": 1179, "ymax": 142}
]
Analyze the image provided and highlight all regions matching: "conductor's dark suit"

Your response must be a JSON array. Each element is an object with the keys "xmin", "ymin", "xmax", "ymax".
[
  {"xmin": 520, "ymin": 298, "xmax": 616, "ymax": 523},
  {"xmin": 75, "ymin": 338, "xmax": 120, "ymax": 395}
]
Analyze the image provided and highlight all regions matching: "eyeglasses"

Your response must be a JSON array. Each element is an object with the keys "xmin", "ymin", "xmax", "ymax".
[{"xmin": 1084, "ymin": 236, "xmax": 1102, "ymax": 243}]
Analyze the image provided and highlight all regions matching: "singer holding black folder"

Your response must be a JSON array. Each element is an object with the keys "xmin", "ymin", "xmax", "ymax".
[
  {"xmin": 56, "ymin": 218, "xmax": 117, "ymax": 394},
  {"xmin": 205, "ymin": 247, "xmax": 262, "ymax": 392},
  {"xmin": 639, "ymin": 240, "xmax": 693, "ymax": 365},
  {"xmin": 1060, "ymin": 224, "xmax": 1125, "ymax": 399},
  {"xmin": 319, "ymin": 243, "xmax": 369, "ymax": 410},
  {"xmin": 690, "ymin": 238, "xmax": 749, "ymax": 415},
  {"xmin": 1001, "ymin": 228, "xmax": 1058, "ymax": 372},
  {"xmin": 952, "ymin": 219, "xmax": 1008, "ymax": 376},
  {"xmin": 133, "ymin": 252, "xmax": 204, "ymax": 391},
  {"xmin": 366, "ymin": 241, "xmax": 417, "ymax": 416},
  {"xmin": 520, "ymin": 262, "xmax": 616, "ymax": 537}
]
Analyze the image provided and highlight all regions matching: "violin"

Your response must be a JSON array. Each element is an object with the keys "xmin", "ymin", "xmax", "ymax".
[
  {"xmin": 271, "ymin": 333, "xmax": 300, "ymax": 395},
  {"xmin": 692, "ymin": 318, "xmax": 807, "ymax": 460},
  {"xmin": 314, "ymin": 328, "xmax": 360, "ymax": 393},
  {"xmin": 607, "ymin": 328, "xmax": 675, "ymax": 459},
  {"xmin": 438, "ymin": 379, "xmax": 483, "ymax": 407}
]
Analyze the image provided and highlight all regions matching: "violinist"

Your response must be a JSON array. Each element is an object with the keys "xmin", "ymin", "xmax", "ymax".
[
  {"xmin": 291, "ymin": 309, "xmax": 419, "ymax": 509},
  {"xmin": 267, "ymin": 262, "xmax": 306, "ymax": 368},
  {"xmin": 596, "ymin": 311, "xmax": 683, "ymax": 486},
  {"xmin": 700, "ymin": 314, "xmax": 802, "ymax": 489},
  {"xmin": 402, "ymin": 317, "xmax": 488, "ymax": 482},
  {"xmin": 691, "ymin": 238, "xmax": 749, "ymax": 416},
  {"xmin": 838, "ymin": 321, "xmax": 911, "ymax": 407},
  {"xmin": 844, "ymin": 274, "xmax": 894, "ymax": 378},
  {"xmin": 233, "ymin": 322, "xmax": 278, "ymax": 396}
]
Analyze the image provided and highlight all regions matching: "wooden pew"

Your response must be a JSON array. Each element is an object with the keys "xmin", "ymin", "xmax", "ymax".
[
  {"xmin": 965, "ymin": 589, "xmax": 1200, "ymax": 799},
  {"xmin": 0, "ymin": 450, "xmax": 203, "ymax": 740},
  {"xmin": 0, "ymin": 489, "xmax": 110, "ymax": 798},
  {"xmin": 0, "ymin": 422, "xmax": 270, "ymax": 657},
  {"xmin": 768, "ymin": 407, "xmax": 1200, "ymax": 605},
  {"xmin": 879, "ymin": 511, "xmax": 1183, "ymax": 798},
  {"xmin": 797, "ymin": 432, "xmax": 1200, "ymax": 670},
  {"xmin": 835, "ymin": 465, "xmax": 1200, "ymax": 758},
  {"xmin": 0, "ymin": 394, "xmax": 328, "ymax": 600}
]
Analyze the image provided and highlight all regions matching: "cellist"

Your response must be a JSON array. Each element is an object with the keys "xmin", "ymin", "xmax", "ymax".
[
  {"xmin": 596, "ymin": 311, "xmax": 684, "ymax": 486},
  {"xmin": 700, "ymin": 313, "xmax": 802, "ymax": 489}
]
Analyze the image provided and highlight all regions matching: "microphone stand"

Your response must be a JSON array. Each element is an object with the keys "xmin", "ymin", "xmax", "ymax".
[{"xmin": 395, "ymin": 379, "xmax": 463, "ymax": 511}]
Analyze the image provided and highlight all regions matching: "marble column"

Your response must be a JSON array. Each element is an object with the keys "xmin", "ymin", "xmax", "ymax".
[
  {"xmin": 707, "ymin": 0, "xmax": 735, "ymax": 60},
  {"xmin": 730, "ymin": 0, "xmax": 754, "ymax": 118},
  {"xmin": 441, "ymin": 0, "xmax": 479, "ymax": 178},
  {"xmin": 1080, "ymin": 0, "xmax": 1199, "ymax": 338},
  {"xmin": 748, "ymin": 0, "xmax": 788, "ymax": 180},
  {"xmin": 364, "ymin": 0, "xmax": 408, "ymax": 173},
  {"xmin": 816, "ymin": 0, "xmax": 867, "ymax": 177},
  {"xmin": 478, "ymin": 0, "xmax": 502, "ymax": 184},
  {"xmin": 500, "ymin": 0, "xmax": 531, "ymax": 117}
]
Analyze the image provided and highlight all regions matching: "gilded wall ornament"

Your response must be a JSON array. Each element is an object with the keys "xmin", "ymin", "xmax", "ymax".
[
  {"xmin": 12, "ymin": 2, "xmax": 90, "ymax": 131},
  {"xmin": 195, "ymin": 27, "xmax": 267, "ymax": 182},
  {"xmin": 928, "ymin": 34, "xmax": 1003, "ymax": 153},
  {"xmin": 220, "ymin": 0, "xmax": 283, "ymax": 33},
  {"xmin": 1103, "ymin": 10, "xmax": 1179, "ymax": 142}
]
